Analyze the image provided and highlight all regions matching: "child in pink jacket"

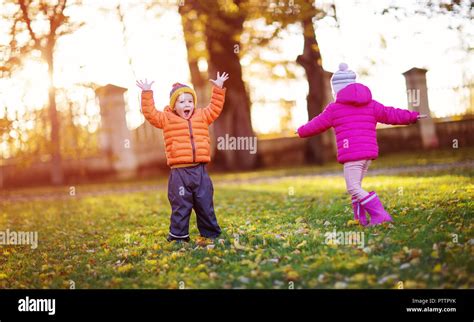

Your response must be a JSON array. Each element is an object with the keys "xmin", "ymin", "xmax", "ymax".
[{"xmin": 297, "ymin": 63, "xmax": 426, "ymax": 226}]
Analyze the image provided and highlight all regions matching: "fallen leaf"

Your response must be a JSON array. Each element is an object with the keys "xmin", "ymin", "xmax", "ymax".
[
  {"xmin": 377, "ymin": 274, "xmax": 399, "ymax": 285},
  {"xmin": 238, "ymin": 276, "xmax": 250, "ymax": 284},
  {"xmin": 145, "ymin": 259, "xmax": 157, "ymax": 266},
  {"xmin": 432, "ymin": 263, "xmax": 442, "ymax": 273},
  {"xmin": 233, "ymin": 239, "xmax": 247, "ymax": 251},
  {"xmin": 351, "ymin": 273, "xmax": 366, "ymax": 282},
  {"xmin": 285, "ymin": 270, "xmax": 300, "ymax": 282},
  {"xmin": 400, "ymin": 263, "xmax": 410, "ymax": 270},
  {"xmin": 196, "ymin": 237, "xmax": 212, "ymax": 247},
  {"xmin": 347, "ymin": 219, "xmax": 359, "ymax": 226},
  {"xmin": 335, "ymin": 281, "xmax": 348, "ymax": 289},
  {"xmin": 117, "ymin": 263, "xmax": 133, "ymax": 273},
  {"xmin": 296, "ymin": 241, "xmax": 307, "ymax": 249}
]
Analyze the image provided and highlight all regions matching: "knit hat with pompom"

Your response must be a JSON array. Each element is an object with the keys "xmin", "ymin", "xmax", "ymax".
[
  {"xmin": 331, "ymin": 63, "xmax": 357, "ymax": 94},
  {"xmin": 169, "ymin": 83, "xmax": 197, "ymax": 110}
]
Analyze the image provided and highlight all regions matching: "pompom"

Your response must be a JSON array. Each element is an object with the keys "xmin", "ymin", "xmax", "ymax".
[{"xmin": 339, "ymin": 63, "xmax": 348, "ymax": 71}]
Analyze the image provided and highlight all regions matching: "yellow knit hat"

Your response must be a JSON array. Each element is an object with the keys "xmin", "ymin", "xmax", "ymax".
[{"xmin": 169, "ymin": 83, "xmax": 197, "ymax": 110}]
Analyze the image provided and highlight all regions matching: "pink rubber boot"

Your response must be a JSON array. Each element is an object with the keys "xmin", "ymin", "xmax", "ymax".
[
  {"xmin": 360, "ymin": 191, "xmax": 393, "ymax": 226},
  {"xmin": 351, "ymin": 196, "xmax": 368, "ymax": 226}
]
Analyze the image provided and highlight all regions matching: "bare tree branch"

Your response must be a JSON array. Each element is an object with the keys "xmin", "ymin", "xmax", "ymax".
[{"xmin": 18, "ymin": 0, "xmax": 41, "ymax": 49}]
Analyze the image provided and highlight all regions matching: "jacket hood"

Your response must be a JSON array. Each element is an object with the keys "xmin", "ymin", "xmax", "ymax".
[{"xmin": 335, "ymin": 83, "xmax": 372, "ymax": 106}]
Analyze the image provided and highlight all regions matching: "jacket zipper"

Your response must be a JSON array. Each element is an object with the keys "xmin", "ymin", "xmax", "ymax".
[{"xmin": 187, "ymin": 119, "xmax": 196, "ymax": 162}]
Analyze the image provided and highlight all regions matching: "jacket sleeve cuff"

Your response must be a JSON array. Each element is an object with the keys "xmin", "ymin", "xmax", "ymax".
[
  {"xmin": 212, "ymin": 86, "xmax": 226, "ymax": 95},
  {"xmin": 142, "ymin": 90, "xmax": 153, "ymax": 97},
  {"xmin": 297, "ymin": 126, "xmax": 306, "ymax": 138}
]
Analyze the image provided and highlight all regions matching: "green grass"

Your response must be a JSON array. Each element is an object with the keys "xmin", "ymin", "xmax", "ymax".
[
  {"xmin": 0, "ymin": 163, "xmax": 472, "ymax": 289},
  {"xmin": 2, "ymin": 146, "xmax": 473, "ymax": 198},
  {"xmin": 213, "ymin": 146, "xmax": 474, "ymax": 182}
]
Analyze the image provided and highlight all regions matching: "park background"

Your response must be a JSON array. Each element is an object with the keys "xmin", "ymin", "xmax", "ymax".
[{"xmin": 0, "ymin": 0, "xmax": 472, "ymax": 289}]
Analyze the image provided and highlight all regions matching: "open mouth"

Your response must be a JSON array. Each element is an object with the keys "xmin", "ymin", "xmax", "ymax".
[{"xmin": 183, "ymin": 108, "xmax": 192, "ymax": 118}]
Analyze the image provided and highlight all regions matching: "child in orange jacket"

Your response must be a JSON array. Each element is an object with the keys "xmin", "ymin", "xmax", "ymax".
[{"xmin": 136, "ymin": 72, "xmax": 229, "ymax": 242}]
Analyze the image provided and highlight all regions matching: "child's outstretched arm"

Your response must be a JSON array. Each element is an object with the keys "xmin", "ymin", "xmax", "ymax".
[
  {"xmin": 297, "ymin": 105, "xmax": 333, "ymax": 138},
  {"xmin": 373, "ymin": 100, "xmax": 426, "ymax": 125},
  {"xmin": 203, "ymin": 72, "xmax": 229, "ymax": 124},
  {"xmin": 136, "ymin": 79, "xmax": 166, "ymax": 129}
]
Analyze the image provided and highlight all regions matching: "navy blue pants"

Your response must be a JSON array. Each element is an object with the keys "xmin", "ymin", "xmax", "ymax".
[{"xmin": 167, "ymin": 163, "xmax": 221, "ymax": 241}]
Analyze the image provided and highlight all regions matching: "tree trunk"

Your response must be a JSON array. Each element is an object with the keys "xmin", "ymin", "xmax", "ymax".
[
  {"xmin": 203, "ymin": 6, "xmax": 257, "ymax": 170},
  {"xmin": 178, "ymin": 5, "xmax": 210, "ymax": 105},
  {"xmin": 296, "ymin": 17, "xmax": 328, "ymax": 164},
  {"xmin": 45, "ymin": 45, "xmax": 63, "ymax": 185}
]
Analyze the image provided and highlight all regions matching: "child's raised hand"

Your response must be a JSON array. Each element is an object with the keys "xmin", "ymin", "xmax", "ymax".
[
  {"xmin": 136, "ymin": 79, "xmax": 155, "ymax": 91},
  {"xmin": 417, "ymin": 114, "xmax": 428, "ymax": 119},
  {"xmin": 209, "ymin": 72, "xmax": 229, "ymax": 88}
]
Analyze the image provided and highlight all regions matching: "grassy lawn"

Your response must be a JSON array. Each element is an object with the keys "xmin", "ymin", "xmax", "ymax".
[
  {"xmin": 0, "ymin": 149, "xmax": 473, "ymax": 289},
  {"xmin": 2, "ymin": 147, "xmax": 473, "ymax": 198}
]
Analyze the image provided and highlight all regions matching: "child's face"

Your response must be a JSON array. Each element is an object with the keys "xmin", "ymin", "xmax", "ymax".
[{"xmin": 174, "ymin": 93, "xmax": 194, "ymax": 119}]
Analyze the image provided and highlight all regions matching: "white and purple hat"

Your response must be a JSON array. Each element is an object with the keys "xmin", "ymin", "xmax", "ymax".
[{"xmin": 331, "ymin": 63, "xmax": 357, "ymax": 94}]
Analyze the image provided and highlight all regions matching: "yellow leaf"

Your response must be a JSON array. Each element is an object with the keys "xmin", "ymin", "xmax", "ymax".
[
  {"xmin": 404, "ymin": 280, "xmax": 419, "ymax": 288},
  {"xmin": 170, "ymin": 252, "xmax": 181, "ymax": 260},
  {"xmin": 351, "ymin": 273, "xmax": 366, "ymax": 282},
  {"xmin": 296, "ymin": 241, "xmax": 307, "ymax": 249},
  {"xmin": 347, "ymin": 219, "xmax": 359, "ymax": 226},
  {"xmin": 355, "ymin": 256, "xmax": 368, "ymax": 265},
  {"xmin": 196, "ymin": 264, "xmax": 207, "ymax": 271},
  {"xmin": 117, "ymin": 263, "xmax": 133, "ymax": 273},
  {"xmin": 233, "ymin": 239, "xmax": 246, "ymax": 251},
  {"xmin": 285, "ymin": 270, "xmax": 300, "ymax": 281},
  {"xmin": 0, "ymin": 273, "xmax": 7, "ymax": 279},
  {"xmin": 432, "ymin": 263, "xmax": 442, "ymax": 273},
  {"xmin": 145, "ymin": 259, "xmax": 157, "ymax": 266}
]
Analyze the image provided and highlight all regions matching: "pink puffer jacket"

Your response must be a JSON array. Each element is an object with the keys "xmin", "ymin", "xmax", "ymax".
[{"xmin": 297, "ymin": 83, "xmax": 419, "ymax": 164}]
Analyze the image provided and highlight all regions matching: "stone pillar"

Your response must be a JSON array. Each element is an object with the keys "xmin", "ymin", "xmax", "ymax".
[
  {"xmin": 402, "ymin": 67, "xmax": 439, "ymax": 149},
  {"xmin": 95, "ymin": 84, "xmax": 138, "ymax": 179}
]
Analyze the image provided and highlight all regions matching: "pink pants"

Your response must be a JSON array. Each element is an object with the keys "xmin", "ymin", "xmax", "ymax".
[{"xmin": 343, "ymin": 160, "xmax": 371, "ymax": 201}]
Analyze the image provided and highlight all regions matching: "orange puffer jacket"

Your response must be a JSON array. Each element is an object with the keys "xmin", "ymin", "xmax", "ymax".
[{"xmin": 141, "ymin": 86, "xmax": 226, "ymax": 167}]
